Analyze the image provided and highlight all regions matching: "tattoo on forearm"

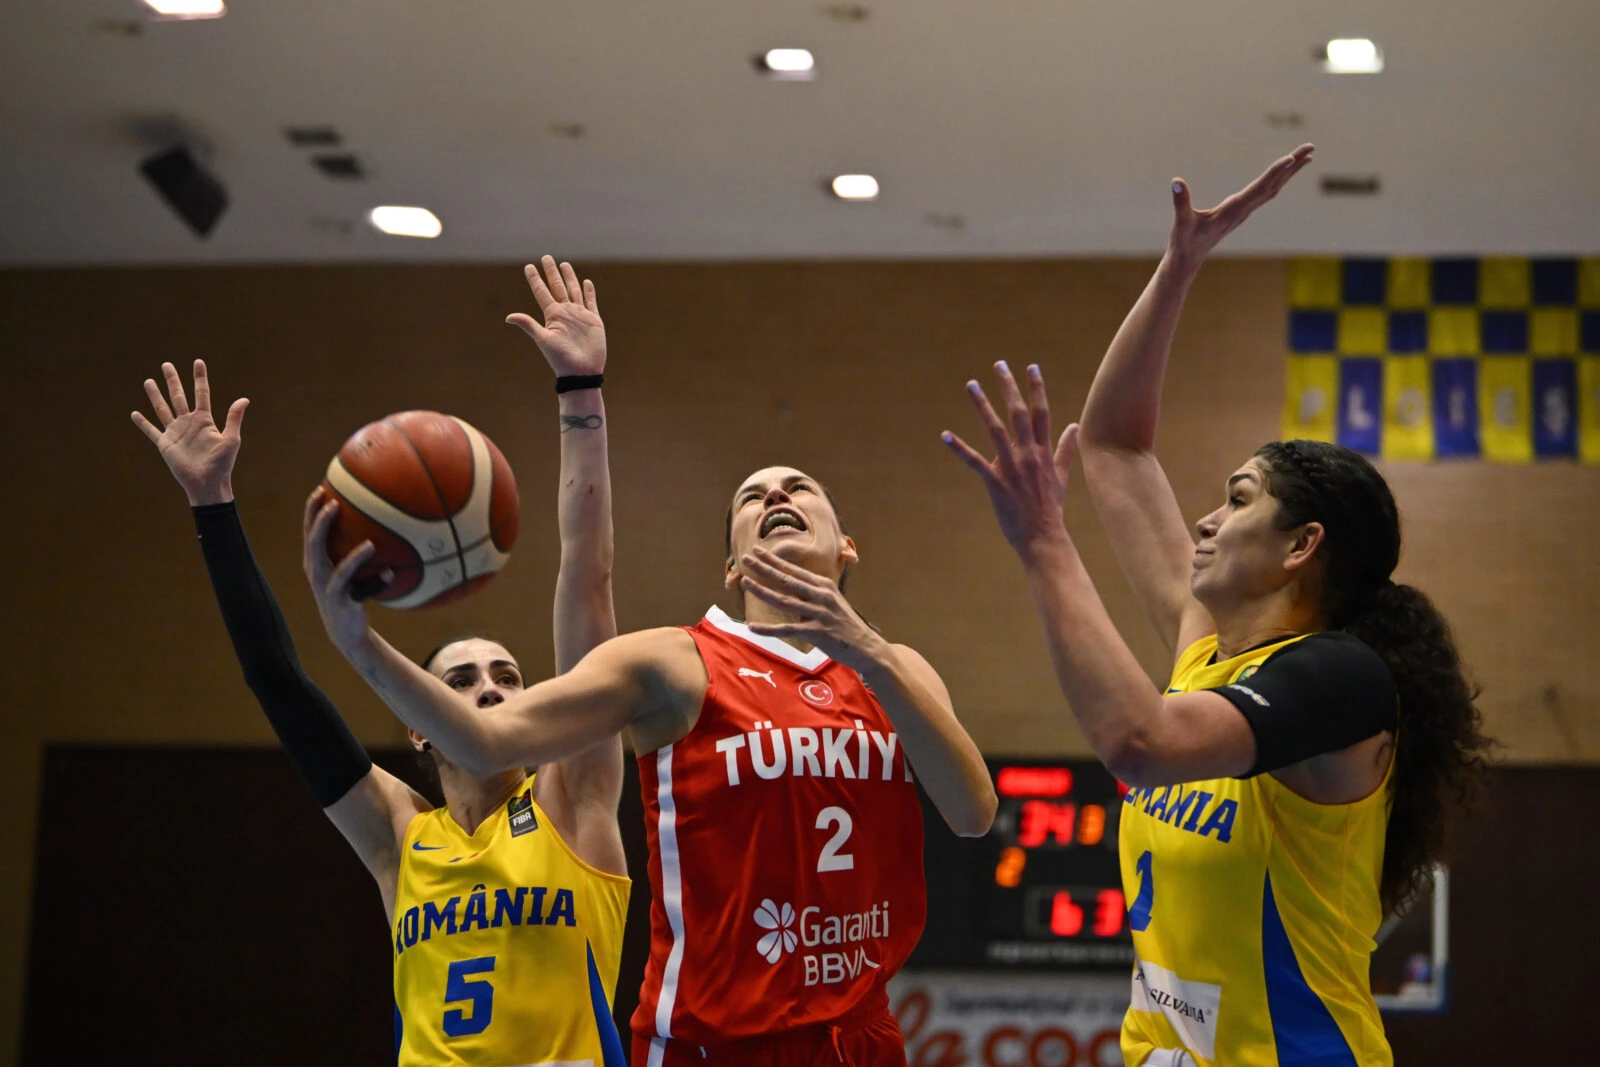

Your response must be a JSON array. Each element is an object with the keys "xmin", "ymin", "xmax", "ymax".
[
  {"xmin": 361, "ymin": 666, "xmax": 388, "ymax": 693},
  {"xmin": 559, "ymin": 414, "xmax": 603, "ymax": 434}
]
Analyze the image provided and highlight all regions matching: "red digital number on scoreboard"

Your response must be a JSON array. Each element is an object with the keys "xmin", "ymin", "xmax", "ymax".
[
  {"xmin": 1017, "ymin": 801, "xmax": 1107, "ymax": 848},
  {"xmin": 1038, "ymin": 888, "xmax": 1127, "ymax": 939}
]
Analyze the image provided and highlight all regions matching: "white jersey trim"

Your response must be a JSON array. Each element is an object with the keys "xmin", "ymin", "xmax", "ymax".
[
  {"xmin": 653, "ymin": 744, "xmax": 686, "ymax": 1042},
  {"xmin": 703, "ymin": 605, "xmax": 831, "ymax": 672}
]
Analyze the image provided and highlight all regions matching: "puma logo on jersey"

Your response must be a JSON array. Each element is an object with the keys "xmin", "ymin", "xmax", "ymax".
[{"xmin": 738, "ymin": 667, "xmax": 777, "ymax": 687}]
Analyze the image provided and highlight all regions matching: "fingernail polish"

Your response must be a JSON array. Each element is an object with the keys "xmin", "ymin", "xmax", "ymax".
[
  {"xmin": 1173, "ymin": 181, "xmax": 1184, "ymax": 194},
  {"xmin": 967, "ymin": 380, "xmax": 982, "ymax": 394},
  {"xmin": 996, "ymin": 360, "xmax": 1010, "ymax": 375},
  {"xmin": 1028, "ymin": 364, "xmax": 1041, "ymax": 378}
]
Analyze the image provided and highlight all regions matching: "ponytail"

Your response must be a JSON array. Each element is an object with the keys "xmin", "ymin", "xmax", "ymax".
[{"xmin": 1342, "ymin": 582, "xmax": 1491, "ymax": 912}]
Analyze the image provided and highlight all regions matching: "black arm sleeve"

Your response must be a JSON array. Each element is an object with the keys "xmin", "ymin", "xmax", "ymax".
[
  {"xmin": 193, "ymin": 502, "xmax": 372, "ymax": 807},
  {"xmin": 1210, "ymin": 631, "xmax": 1398, "ymax": 778}
]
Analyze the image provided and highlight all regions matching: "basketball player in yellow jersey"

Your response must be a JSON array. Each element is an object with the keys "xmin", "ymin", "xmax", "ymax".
[
  {"xmin": 136, "ymin": 256, "xmax": 629, "ymax": 1066},
  {"xmin": 946, "ymin": 148, "xmax": 1490, "ymax": 1067}
]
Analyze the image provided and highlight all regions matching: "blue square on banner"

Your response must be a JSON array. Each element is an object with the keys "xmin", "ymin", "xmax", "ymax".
[
  {"xmin": 1342, "ymin": 259, "xmax": 1388, "ymax": 305},
  {"xmin": 1337, "ymin": 358, "xmax": 1383, "ymax": 455},
  {"xmin": 1290, "ymin": 310, "xmax": 1337, "ymax": 352},
  {"xmin": 1431, "ymin": 259, "xmax": 1479, "ymax": 306},
  {"xmin": 1532, "ymin": 259, "xmax": 1578, "ymax": 306},
  {"xmin": 1582, "ymin": 311, "xmax": 1600, "ymax": 354},
  {"xmin": 1482, "ymin": 311, "xmax": 1530, "ymax": 353},
  {"xmin": 1388, "ymin": 311, "xmax": 1428, "ymax": 353},
  {"xmin": 1431, "ymin": 359, "xmax": 1480, "ymax": 457},
  {"xmin": 1532, "ymin": 359, "xmax": 1578, "ymax": 457}
]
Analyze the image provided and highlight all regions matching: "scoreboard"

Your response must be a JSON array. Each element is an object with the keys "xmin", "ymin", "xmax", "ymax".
[{"xmin": 910, "ymin": 758, "xmax": 1134, "ymax": 970}]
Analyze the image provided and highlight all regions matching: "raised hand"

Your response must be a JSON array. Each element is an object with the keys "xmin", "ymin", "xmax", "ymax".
[
  {"xmin": 739, "ymin": 548, "xmax": 890, "ymax": 673},
  {"xmin": 942, "ymin": 362, "xmax": 1078, "ymax": 557},
  {"xmin": 506, "ymin": 255, "xmax": 606, "ymax": 378},
  {"xmin": 131, "ymin": 359, "xmax": 249, "ymax": 506},
  {"xmin": 1168, "ymin": 143, "xmax": 1315, "ymax": 274},
  {"xmin": 301, "ymin": 487, "xmax": 380, "ymax": 657}
]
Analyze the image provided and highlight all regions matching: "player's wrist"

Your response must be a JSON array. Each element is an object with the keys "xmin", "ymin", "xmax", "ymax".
[{"xmin": 185, "ymin": 477, "xmax": 234, "ymax": 507}]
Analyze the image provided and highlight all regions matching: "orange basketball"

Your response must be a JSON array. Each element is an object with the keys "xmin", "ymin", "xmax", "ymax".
[{"xmin": 320, "ymin": 411, "xmax": 519, "ymax": 609}]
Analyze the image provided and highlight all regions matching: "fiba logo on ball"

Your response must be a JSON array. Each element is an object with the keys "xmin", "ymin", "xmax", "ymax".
[
  {"xmin": 798, "ymin": 680, "xmax": 835, "ymax": 707},
  {"xmin": 754, "ymin": 899, "xmax": 798, "ymax": 964},
  {"xmin": 321, "ymin": 411, "xmax": 520, "ymax": 609}
]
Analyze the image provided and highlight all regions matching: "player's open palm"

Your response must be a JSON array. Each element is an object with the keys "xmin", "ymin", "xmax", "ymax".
[
  {"xmin": 1168, "ymin": 143, "xmax": 1314, "ymax": 273},
  {"xmin": 131, "ymin": 359, "xmax": 249, "ymax": 506},
  {"xmin": 506, "ymin": 255, "xmax": 606, "ymax": 378}
]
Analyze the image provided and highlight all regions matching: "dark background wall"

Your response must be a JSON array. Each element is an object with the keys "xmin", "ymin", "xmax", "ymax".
[{"xmin": 2, "ymin": 260, "xmax": 1596, "ymax": 1062}]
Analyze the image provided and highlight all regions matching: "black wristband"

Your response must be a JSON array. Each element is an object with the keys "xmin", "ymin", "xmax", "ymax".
[{"xmin": 555, "ymin": 374, "xmax": 604, "ymax": 394}]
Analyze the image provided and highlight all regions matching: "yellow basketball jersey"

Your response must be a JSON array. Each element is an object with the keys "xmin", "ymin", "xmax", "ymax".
[
  {"xmin": 393, "ymin": 776, "xmax": 630, "ymax": 1067},
  {"xmin": 1119, "ymin": 635, "xmax": 1393, "ymax": 1067}
]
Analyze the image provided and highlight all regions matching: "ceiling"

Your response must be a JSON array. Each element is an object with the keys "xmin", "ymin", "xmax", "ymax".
[{"xmin": 2, "ymin": 0, "xmax": 1595, "ymax": 265}]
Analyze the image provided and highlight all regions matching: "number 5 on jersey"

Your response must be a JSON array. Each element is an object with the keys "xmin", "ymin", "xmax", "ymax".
[
  {"xmin": 816, "ymin": 807, "xmax": 854, "ymax": 872},
  {"xmin": 443, "ymin": 955, "xmax": 495, "ymax": 1037}
]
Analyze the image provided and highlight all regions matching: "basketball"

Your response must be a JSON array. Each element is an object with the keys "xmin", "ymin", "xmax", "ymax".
[{"xmin": 320, "ymin": 411, "xmax": 519, "ymax": 609}]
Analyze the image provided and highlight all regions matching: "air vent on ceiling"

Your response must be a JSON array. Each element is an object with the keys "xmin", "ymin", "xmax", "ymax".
[
  {"xmin": 312, "ymin": 154, "xmax": 365, "ymax": 180},
  {"xmin": 1320, "ymin": 175, "xmax": 1380, "ymax": 196},
  {"xmin": 285, "ymin": 126, "xmax": 341, "ymax": 147},
  {"xmin": 822, "ymin": 4, "xmax": 870, "ymax": 21}
]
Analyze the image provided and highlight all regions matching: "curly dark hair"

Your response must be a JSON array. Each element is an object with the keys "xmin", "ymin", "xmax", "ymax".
[{"xmin": 1255, "ymin": 440, "xmax": 1495, "ymax": 914}]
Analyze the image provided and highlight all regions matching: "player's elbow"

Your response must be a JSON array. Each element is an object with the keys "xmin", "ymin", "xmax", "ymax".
[
  {"xmin": 1100, "ymin": 730, "xmax": 1164, "ymax": 790},
  {"xmin": 946, "ymin": 785, "xmax": 999, "ymax": 838}
]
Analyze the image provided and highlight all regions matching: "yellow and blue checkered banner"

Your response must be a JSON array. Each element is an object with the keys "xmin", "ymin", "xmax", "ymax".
[{"xmin": 1284, "ymin": 257, "xmax": 1600, "ymax": 463}]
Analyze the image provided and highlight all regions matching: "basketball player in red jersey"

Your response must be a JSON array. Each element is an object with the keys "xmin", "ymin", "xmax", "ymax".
[{"xmin": 307, "ymin": 456, "xmax": 998, "ymax": 1064}]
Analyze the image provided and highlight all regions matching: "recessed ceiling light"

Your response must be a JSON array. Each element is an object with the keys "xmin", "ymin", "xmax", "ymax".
[
  {"xmin": 756, "ymin": 48, "xmax": 816, "ymax": 80},
  {"xmin": 141, "ymin": 0, "xmax": 226, "ymax": 20},
  {"xmin": 368, "ymin": 206, "xmax": 442, "ymax": 238},
  {"xmin": 1322, "ymin": 38, "xmax": 1383, "ymax": 74},
  {"xmin": 830, "ymin": 174, "xmax": 879, "ymax": 201}
]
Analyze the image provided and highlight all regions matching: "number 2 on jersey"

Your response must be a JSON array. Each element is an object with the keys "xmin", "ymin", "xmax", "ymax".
[
  {"xmin": 816, "ymin": 806, "xmax": 855, "ymax": 872},
  {"xmin": 443, "ymin": 955, "xmax": 495, "ymax": 1037},
  {"xmin": 1128, "ymin": 850, "xmax": 1154, "ymax": 931}
]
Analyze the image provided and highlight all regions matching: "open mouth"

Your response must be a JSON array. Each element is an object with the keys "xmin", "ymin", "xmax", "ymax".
[{"xmin": 760, "ymin": 506, "xmax": 808, "ymax": 539}]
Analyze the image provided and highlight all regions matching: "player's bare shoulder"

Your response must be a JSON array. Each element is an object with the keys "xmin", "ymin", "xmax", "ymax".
[{"xmin": 614, "ymin": 626, "xmax": 709, "ymax": 753}]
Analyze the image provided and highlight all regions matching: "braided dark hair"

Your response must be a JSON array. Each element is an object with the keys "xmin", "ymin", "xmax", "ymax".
[{"xmin": 1255, "ymin": 440, "xmax": 1494, "ymax": 913}]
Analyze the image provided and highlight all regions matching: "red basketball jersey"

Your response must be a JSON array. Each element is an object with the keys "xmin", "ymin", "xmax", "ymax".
[{"xmin": 632, "ymin": 607, "xmax": 928, "ymax": 1057}]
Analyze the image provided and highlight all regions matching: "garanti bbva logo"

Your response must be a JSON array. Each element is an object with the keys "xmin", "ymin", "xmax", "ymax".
[{"xmin": 755, "ymin": 899, "xmax": 798, "ymax": 963}]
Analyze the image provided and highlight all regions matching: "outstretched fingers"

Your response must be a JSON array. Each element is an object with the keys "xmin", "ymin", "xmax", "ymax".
[
  {"xmin": 222, "ymin": 396, "xmax": 249, "ymax": 439},
  {"xmin": 966, "ymin": 380, "xmax": 1017, "ymax": 469},
  {"xmin": 941, "ymin": 430, "xmax": 997, "ymax": 484},
  {"xmin": 558, "ymin": 260, "xmax": 582, "ymax": 305},
  {"xmin": 1025, "ymin": 364, "xmax": 1052, "ymax": 447},
  {"xmin": 541, "ymin": 254, "xmax": 569, "ymax": 303},
  {"xmin": 143, "ymin": 376, "xmax": 174, "ymax": 427},
  {"xmin": 191, "ymin": 359, "xmax": 211, "ymax": 415},
  {"xmin": 130, "ymin": 409, "xmax": 163, "ymax": 445},
  {"xmin": 583, "ymin": 278, "xmax": 598, "ymax": 314},
  {"xmin": 523, "ymin": 261, "xmax": 555, "ymax": 314},
  {"xmin": 161, "ymin": 362, "xmax": 190, "ymax": 418},
  {"xmin": 993, "ymin": 362, "xmax": 1035, "ymax": 448}
]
